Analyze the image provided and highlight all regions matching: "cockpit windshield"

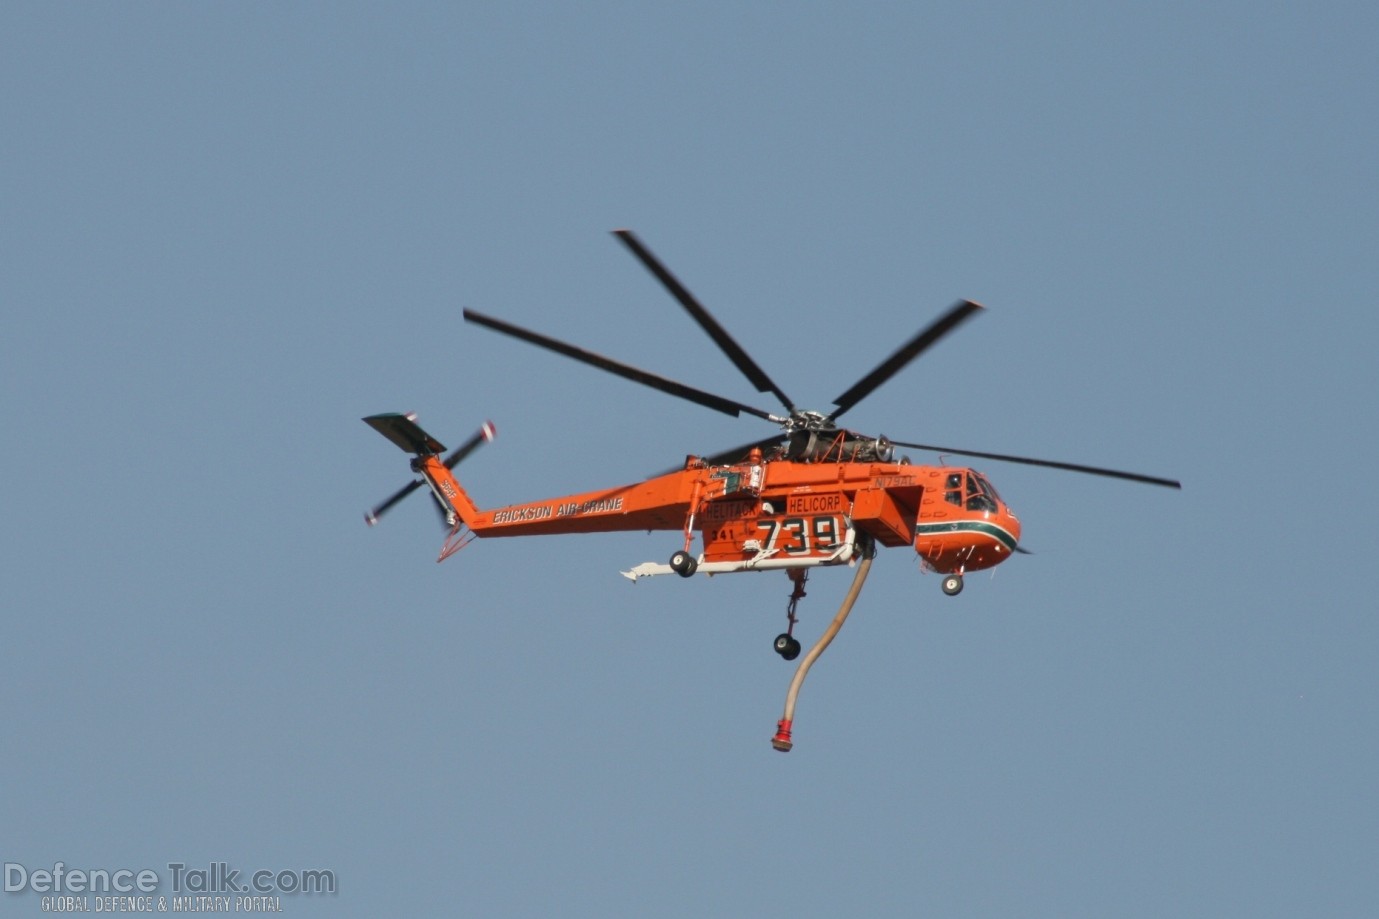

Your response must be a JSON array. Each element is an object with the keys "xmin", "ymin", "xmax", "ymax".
[
  {"xmin": 964, "ymin": 471, "xmax": 999, "ymax": 513},
  {"xmin": 973, "ymin": 472, "xmax": 1001, "ymax": 502},
  {"xmin": 942, "ymin": 470, "xmax": 1001, "ymax": 513}
]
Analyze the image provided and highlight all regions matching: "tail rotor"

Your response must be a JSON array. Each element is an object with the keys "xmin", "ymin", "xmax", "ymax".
[{"xmin": 363, "ymin": 414, "xmax": 496, "ymax": 526}]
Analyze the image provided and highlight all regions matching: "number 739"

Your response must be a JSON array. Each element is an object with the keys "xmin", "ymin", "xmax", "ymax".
[{"xmin": 756, "ymin": 515, "xmax": 842, "ymax": 555}]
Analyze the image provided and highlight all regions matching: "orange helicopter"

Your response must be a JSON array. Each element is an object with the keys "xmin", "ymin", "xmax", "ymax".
[{"xmin": 364, "ymin": 230, "xmax": 1179, "ymax": 747}]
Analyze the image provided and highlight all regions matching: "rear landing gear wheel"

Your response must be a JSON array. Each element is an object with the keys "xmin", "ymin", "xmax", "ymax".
[
  {"xmin": 774, "ymin": 633, "xmax": 801, "ymax": 661},
  {"xmin": 669, "ymin": 550, "xmax": 697, "ymax": 577},
  {"xmin": 942, "ymin": 574, "xmax": 964, "ymax": 596}
]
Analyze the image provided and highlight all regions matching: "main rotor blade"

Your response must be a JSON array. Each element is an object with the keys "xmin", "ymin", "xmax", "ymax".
[
  {"xmin": 650, "ymin": 434, "xmax": 787, "ymax": 478},
  {"xmin": 830, "ymin": 300, "xmax": 985, "ymax": 420},
  {"xmin": 613, "ymin": 230, "xmax": 797, "ymax": 413},
  {"xmin": 463, "ymin": 308, "xmax": 782, "ymax": 423},
  {"xmin": 698, "ymin": 434, "xmax": 788, "ymax": 468},
  {"xmin": 890, "ymin": 439, "xmax": 1182, "ymax": 488}
]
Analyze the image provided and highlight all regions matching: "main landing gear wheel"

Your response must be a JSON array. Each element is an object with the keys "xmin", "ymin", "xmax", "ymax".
[
  {"xmin": 669, "ymin": 550, "xmax": 698, "ymax": 577},
  {"xmin": 941, "ymin": 574, "xmax": 964, "ymax": 596},
  {"xmin": 773, "ymin": 633, "xmax": 801, "ymax": 661}
]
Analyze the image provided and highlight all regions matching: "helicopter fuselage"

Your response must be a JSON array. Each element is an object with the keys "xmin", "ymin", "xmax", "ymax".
[{"xmin": 418, "ymin": 446, "xmax": 1021, "ymax": 583}]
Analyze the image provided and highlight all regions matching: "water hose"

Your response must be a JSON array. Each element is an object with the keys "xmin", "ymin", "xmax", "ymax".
[{"xmin": 771, "ymin": 552, "xmax": 874, "ymax": 752}]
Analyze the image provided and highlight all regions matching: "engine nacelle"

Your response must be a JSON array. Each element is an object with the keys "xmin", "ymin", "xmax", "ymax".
[{"xmin": 786, "ymin": 430, "xmax": 893, "ymax": 463}]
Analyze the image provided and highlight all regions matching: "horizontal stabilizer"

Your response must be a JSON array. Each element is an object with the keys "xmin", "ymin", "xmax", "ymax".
[{"xmin": 363, "ymin": 413, "xmax": 447, "ymax": 455}]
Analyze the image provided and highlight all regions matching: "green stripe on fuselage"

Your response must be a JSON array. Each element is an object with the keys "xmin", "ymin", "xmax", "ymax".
[{"xmin": 915, "ymin": 521, "xmax": 1018, "ymax": 551}]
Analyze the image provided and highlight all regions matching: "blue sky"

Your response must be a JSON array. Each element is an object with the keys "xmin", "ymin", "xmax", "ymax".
[{"xmin": 4, "ymin": 3, "xmax": 1376, "ymax": 916}]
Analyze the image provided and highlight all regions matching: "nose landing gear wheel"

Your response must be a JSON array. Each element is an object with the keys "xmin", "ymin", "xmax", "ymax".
[
  {"xmin": 942, "ymin": 574, "xmax": 964, "ymax": 596},
  {"xmin": 669, "ymin": 550, "xmax": 698, "ymax": 577},
  {"xmin": 773, "ymin": 633, "xmax": 801, "ymax": 661}
]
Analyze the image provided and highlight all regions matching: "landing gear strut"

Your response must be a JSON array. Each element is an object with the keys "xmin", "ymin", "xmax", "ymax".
[
  {"xmin": 670, "ymin": 480, "xmax": 704, "ymax": 579},
  {"xmin": 773, "ymin": 569, "xmax": 808, "ymax": 660}
]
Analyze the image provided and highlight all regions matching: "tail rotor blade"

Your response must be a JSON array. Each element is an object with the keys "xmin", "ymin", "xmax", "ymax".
[
  {"xmin": 445, "ymin": 420, "xmax": 497, "ymax": 469},
  {"xmin": 365, "ymin": 479, "xmax": 424, "ymax": 526}
]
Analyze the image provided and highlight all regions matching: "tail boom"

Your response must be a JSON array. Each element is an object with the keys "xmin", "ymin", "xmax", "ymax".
[{"xmin": 414, "ymin": 454, "xmax": 483, "ymax": 529}]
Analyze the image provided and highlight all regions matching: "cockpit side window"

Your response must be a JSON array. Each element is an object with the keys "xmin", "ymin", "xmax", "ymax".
[{"xmin": 945, "ymin": 472, "xmax": 963, "ymax": 507}]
